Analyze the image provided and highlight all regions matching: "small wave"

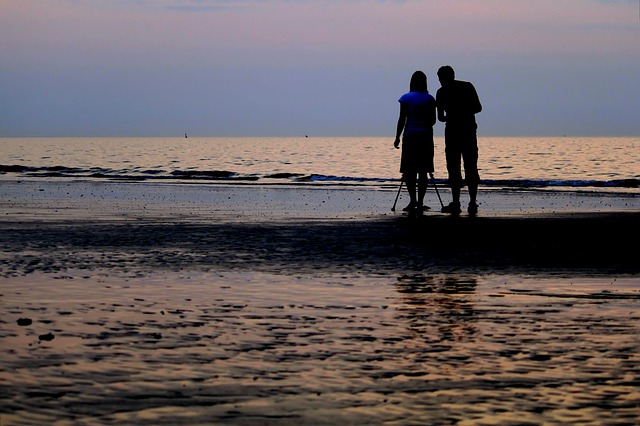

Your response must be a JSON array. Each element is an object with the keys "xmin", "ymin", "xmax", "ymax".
[
  {"xmin": 265, "ymin": 172, "xmax": 306, "ymax": 179},
  {"xmin": 171, "ymin": 170, "xmax": 235, "ymax": 179},
  {"xmin": 0, "ymin": 165, "xmax": 100, "ymax": 177},
  {"xmin": 0, "ymin": 165, "xmax": 33, "ymax": 173},
  {"xmin": 170, "ymin": 170, "xmax": 260, "ymax": 181},
  {"xmin": 302, "ymin": 174, "xmax": 391, "ymax": 184},
  {"xmin": 0, "ymin": 164, "xmax": 637, "ymax": 189},
  {"xmin": 480, "ymin": 178, "xmax": 639, "ymax": 189}
]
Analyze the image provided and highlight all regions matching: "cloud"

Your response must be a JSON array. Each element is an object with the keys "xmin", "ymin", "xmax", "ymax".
[{"xmin": 164, "ymin": 0, "xmax": 250, "ymax": 12}]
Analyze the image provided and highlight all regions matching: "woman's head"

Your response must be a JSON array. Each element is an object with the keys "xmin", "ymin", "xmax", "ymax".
[{"xmin": 409, "ymin": 71, "xmax": 428, "ymax": 93}]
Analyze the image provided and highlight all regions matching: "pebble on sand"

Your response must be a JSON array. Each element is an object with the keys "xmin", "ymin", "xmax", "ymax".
[
  {"xmin": 39, "ymin": 333, "xmax": 55, "ymax": 341},
  {"xmin": 17, "ymin": 318, "xmax": 33, "ymax": 326}
]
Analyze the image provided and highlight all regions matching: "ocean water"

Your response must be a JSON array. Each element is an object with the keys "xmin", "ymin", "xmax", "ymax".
[{"xmin": 0, "ymin": 136, "xmax": 638, "ymax": 193}]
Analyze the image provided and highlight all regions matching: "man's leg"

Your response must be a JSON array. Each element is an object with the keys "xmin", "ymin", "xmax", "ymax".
[
  {"xmin": 463, "ymin": 135, "xmax": 480, "ymax": 214},
  {"xmin": 451, "ymin": 186, "xmax": 461, "ymax": 205},
  {"xmin": 469, "ymin": 184, "xmax": 477, "ymax": 203},
  {"xmin": 442, "ymin": 147, "xmax": 462, "ymax": 214}
]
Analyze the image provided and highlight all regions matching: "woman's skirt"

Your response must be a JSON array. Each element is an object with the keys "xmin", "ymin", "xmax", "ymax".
[{"xmin": 400, "ymin": 130, "xmax": 434, "ymax": 174}]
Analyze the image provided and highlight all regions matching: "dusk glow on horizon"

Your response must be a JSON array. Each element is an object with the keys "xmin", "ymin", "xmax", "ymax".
[{"xmin": 1, "ymin": 0, "xmax": 639, "ymax": 137}]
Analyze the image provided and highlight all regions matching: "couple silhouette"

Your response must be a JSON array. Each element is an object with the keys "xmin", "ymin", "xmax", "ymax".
[{"xmin": 394, "ymin": 66, "xmax": 482, "ymax": 216}]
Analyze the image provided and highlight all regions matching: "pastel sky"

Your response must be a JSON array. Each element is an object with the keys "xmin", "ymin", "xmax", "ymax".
[{"xmin": 1, "ymin": 0, "xmax": 639, "ymax": 137}]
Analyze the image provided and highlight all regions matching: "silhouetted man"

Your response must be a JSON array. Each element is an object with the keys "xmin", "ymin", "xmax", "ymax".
[{"xmin": 436, "ymin": 65, "xmax": 482, "ymax": 215}]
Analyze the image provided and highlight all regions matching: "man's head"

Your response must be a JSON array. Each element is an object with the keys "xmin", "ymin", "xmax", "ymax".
[{"xmin": 437, "ymin": 65, "xmax": 455, "ymax": 86}]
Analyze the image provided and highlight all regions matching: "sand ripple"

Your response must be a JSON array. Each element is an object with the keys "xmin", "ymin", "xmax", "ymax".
[{"xmin": 2, "ymin": 272, "xmax": 639, "ymax": 424}]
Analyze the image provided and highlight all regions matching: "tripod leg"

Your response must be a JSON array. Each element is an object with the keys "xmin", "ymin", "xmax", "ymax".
[
  {"xmin": 430, "ymin": 173, "xmax": 445, "ymax": 209},
  {"xmin": 391, "ymin": 179, "xmax": 403, "ymax": 211}
]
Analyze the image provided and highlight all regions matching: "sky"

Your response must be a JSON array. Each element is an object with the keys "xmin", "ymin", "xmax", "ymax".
[{"xmin": 1, "ymin": 0, "xmax": 639, "ymax": 137}]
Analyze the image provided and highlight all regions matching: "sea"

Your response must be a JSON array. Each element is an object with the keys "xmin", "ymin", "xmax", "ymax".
[
  {"xmin": 0, "ymin": 136, "xmax": 638, "ymax": 194},
  {"xmin": 2, "ymin": 136, "xmax": 640, "ymax": 424}
]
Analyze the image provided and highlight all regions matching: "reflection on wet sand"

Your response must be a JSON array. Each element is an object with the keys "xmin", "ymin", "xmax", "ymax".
[
  {"xmin": 396, "ymin": 274, "xmax": 478, "ymax": 343},
  {"xmin": 1, "ymin": 272, "xmax": 639, "ymax": 425}
]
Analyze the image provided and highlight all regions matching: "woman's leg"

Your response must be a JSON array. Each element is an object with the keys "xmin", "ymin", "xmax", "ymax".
[
  {"xmin": 417, "ymin": 173, "xmax": 428, "ymax": 207},
  {"xmin": 404, "ymin": 173, "xmax": 417, "ymax": 207}
]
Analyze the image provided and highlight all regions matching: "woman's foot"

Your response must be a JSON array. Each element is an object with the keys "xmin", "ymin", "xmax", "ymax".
[
  {"xmin": 404, "ymin": 202, "xmax": 431, "ymax": 212},
  {"xmin": 441, "ymin": 202, "xmax": 461, "ymax": 214},
  {"xmin": 402, "ymin": 201, "xmax": 416, "ymax": 212}
]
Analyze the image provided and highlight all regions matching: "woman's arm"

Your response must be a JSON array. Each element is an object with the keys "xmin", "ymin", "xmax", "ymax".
[{"xmin": 394, "ymin": 103, "xmax": 407, "ymax": 149}]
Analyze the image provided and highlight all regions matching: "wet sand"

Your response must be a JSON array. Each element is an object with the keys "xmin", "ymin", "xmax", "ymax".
[{"xmin": 1, "ymin": 181, "xmax": 639, "ymax": 425}]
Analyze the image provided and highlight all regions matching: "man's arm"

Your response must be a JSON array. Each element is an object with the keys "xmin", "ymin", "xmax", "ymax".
[
  {"xmin": 428, "ymin": 99, "xmax": 437, "ymax": 127},
  {"xmin": 469, "ymin": 83, "xmax": 482, "ymax": 115},
  {"xmin": 436, "ymin": 92, "xmax": 446, "ymax": 123}
]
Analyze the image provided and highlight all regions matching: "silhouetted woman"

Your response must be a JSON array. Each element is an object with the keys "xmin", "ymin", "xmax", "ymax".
[{"xmin": 394, "ymin": 70, "xmax": 437, "ymax": 213}]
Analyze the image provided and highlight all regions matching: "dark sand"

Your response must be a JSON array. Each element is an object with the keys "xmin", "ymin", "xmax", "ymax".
[
  {"xmin": 0, "ymin": 211, "xmax": 638, "ymax": 277},
  {"xmin": 1, "ymin": 181, "xmax": 639, "ymax": 424}
]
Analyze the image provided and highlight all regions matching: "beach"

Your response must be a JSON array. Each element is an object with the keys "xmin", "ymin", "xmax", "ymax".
[
  {"xmin": 3, "ymin": 0, "xmax": 640, "ymax": 419},
  {"xmin": 1, "ymin": 181, "xmax": 639, "ymax": 425}
]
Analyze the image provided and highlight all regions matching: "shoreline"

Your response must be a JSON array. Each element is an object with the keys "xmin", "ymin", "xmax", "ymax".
[
  {"xmin": 0, "ymin": 180, "xmax": 638, "ymax": 277},
  {"xmin": 1, "ymin": 179, "xmax": 638, "ymax": 220}
]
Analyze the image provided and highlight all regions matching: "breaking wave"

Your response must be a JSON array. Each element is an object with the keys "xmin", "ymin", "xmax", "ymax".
[{"xmin": 1, "ymin": 164, "xmax": 638, "ymax": 190}]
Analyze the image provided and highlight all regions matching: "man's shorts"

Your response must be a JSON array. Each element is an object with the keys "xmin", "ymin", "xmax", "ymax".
[{"xmin": 444, "ymin": 126, "xmax": 480, "ymax": 188}]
